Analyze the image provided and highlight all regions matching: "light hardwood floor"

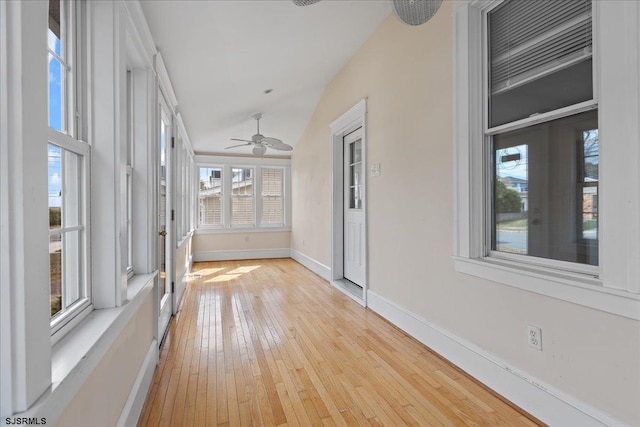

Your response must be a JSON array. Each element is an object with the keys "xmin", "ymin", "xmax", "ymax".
[{"xmin": 138, "ymin": 259, "xmax": 543, "ymax": 426}]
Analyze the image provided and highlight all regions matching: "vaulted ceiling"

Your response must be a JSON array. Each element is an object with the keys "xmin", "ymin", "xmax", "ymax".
[{"xmin": 140, "ymin": 0, "xmax": 391, "ymax": 156}]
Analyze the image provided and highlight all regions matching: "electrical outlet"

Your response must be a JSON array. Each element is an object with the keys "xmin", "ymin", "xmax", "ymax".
[
  {"xmin": 527, "ymin": 325, "xmax": 542, "ymax": 351},
  {"xmin": 371, "ymin": 163, "xmax": 381, "ymax": 177}
]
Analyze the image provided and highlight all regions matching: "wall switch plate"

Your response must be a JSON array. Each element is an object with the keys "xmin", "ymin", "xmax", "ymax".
[
  {"xmin": 527, "ymin": 325, "xmax": 542, "ymax": 351},
  {"xmin": 371, "ymin": 163, "xmax": 381, "ymax": 176}
]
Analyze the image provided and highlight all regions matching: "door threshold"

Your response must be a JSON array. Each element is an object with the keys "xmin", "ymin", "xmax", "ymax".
[{"xmin": 331, "ymin": 279, "xmax": 365, "ymax": 307}]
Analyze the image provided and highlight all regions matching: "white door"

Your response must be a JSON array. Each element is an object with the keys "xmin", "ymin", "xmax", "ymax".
[
  {"xmin": 343, "ymin": 128, "xmax": 365, "ymax": 286},
  {"xmin": 158, "ymin": 97, "xmax": 173, "ymax": 343}
]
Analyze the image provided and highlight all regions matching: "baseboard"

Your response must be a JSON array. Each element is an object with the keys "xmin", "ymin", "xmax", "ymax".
[
  {"xmin": 117, "ymin": 339, "xmax": 158, "ymax": 427},
  {"xmin": 193, "ymin": 248, "xmax": 290, "ymax": 262},
  {"xmin": 290, "ymin": 249, "xmax": 331, "ymax": 281},
  {"xmin": 367, "ymin": 290, "xmax": 623, "ymax": 427}
]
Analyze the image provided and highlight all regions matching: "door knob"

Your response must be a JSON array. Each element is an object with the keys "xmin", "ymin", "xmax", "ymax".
[{"xmin": 159, "ymin": 230, "xmax": 167, "ymax": 237}]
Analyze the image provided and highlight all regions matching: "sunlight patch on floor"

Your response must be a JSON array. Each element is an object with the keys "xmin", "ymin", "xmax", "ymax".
[
  {"xmin": 205, "ymin": 273, "xmax": 242, "ymax": 283},
  {"xmin": 227, "ymin": 265, "xmax": 261, "ymax": 274},
  {"xmin": 195, "ymin": 267, "xmax": 226, "ymax": 276}
]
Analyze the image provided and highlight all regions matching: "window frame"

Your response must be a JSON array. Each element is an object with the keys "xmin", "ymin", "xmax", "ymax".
[
  {"xmin": 47, "ymin": 0, "xmax": 92, "ymax": 341},
  {"xmin": 482, "ymin": 0, "xmax": 599, "ymax": 277},
  {"xmin": 452, "ymin": 0, "xmax": 640, "ymax": 320},
  {"xmin": 198, "ymin": 165, "xmax": 225, "ymax": 228},
  {"xmin": 196, "ymin": 156, "xmax": 291, "ymax": 233},
  {"xmin": 230, "ymin": 166, "xmax": 256, "ymax": 228},
  {"xmin": 259, "ymin": 166, "xmax": 286, "ymax": 228}
]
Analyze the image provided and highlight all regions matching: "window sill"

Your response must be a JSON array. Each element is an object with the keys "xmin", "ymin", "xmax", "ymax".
[
  {"xmin": 20, "ymin": 273, "xmax": 156, "ymax": 424},
  {"xmin": 195, "ymin": 227, "xmax": 291, "ymax": 235},
  {"xmin": 176, "ymin": 230, "xmax": 194, "ymax": 249},
  {"xmin": 452, "ymin": 256, "xmax": 639, "ymax": 320}
]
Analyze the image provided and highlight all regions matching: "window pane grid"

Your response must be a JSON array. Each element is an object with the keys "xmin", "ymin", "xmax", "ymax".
[{"xmin": 48, "ymin": 142, "xmax": 86, "ymax": 319}]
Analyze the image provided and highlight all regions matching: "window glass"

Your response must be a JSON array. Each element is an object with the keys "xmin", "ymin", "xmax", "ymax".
[
  {"xmin": 48, "ymin": 0, "xmax": 66, "ymax": 132},
  {"xmin": 48, "ymin": 143, "xmax": 86, "ymax": 318},
  {"xmin": 492, "ymin": 110, "xmax": 598, "ymax": 265},
  {"xmin": 232, "ymin": 168, "xmax": 254, "ymax": 226},
  {"xmin": 488, "ymin": 0, "xmax": 593, "ymax": 127},
  {"xmin": 261, "ymin": 168, "xmax": 284, "ymax": 226},
  {"xmin": 199, "ymin": 167, "xmax": 223, "ymax": 226}
]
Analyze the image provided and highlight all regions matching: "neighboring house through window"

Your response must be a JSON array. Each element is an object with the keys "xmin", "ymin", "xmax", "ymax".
[{"xmin": 197, "ymin": 159, "xmax": 290, "ymax": 231}]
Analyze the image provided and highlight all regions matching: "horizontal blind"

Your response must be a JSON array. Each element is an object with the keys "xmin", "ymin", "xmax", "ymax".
[
  {"xmin": 261, "ymin": 168, "xmax": 283, "ymax": 225},
  {"xmin": 200, "ymin": 196, "xmax": 222, "ymax": 226},
  {"xmin": 489, "ymin": 0, "xmax": 592, "ymax": 94},
  {"xmin": 199, "ymin": 167, "xmax": 223, "ymax": 226},
  {"xmin": 232, "ymin": 197, "xmax": 254, "ymax": 225},
  {"xmin": 232, "ymin": 168, "xmax": 254, "ymax": 225}
]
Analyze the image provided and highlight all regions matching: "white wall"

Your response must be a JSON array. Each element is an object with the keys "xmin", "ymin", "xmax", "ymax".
[
  {"xmin": 290, "ymin": 3, "xmax": 640, "ymax": 424},
  {"xmin": 55, "ymin": 294, "xmax": 154, "ymax": 426}
]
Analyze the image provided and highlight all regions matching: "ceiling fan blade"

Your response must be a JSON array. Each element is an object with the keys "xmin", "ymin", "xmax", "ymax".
[
  {"xmin": 261, "ymin": 137, "xmax": 283, "ymax": 145},
  {"xmin": 269, "ymin": 142, "xmax": 293, "ymax": 151},
  {"xmin": 225, "ymin": 143, "xmax": 251, "ymax": 149},
  {"xmin": 230, "ymin": 138, "xmax": 253, "ymax": 143}
]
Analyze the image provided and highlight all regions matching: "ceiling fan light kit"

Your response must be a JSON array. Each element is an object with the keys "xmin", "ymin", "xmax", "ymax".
[
  {"xmin": 252, "ymin": 145, "xmax": 267, "ymax": 156},
  {"xmin": 226, "ymin": 113, "xmax": 293, "ymax": 156}
]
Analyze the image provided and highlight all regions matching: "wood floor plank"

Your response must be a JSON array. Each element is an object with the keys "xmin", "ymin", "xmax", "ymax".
[{"xmin": 138, "ymin": 259, "xmax": 544, "ymax": 427}]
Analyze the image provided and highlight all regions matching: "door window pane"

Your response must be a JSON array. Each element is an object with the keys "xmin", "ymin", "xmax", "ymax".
[{"xmin": 349, "ymin": 140, "xmax": 362, "ymax": 209}]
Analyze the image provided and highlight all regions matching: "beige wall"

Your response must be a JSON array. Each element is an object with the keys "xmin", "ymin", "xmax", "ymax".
[
  {"xmin": 193, "ymin": 231, "xmax": 291, "ymax": 253},
  {"xmin": 56, "ymin": 294, "xmax": 154, "ymax": 426},
  {"xmin": 290, "ymin": 4, "xmax": 639, "ymax": 424}
]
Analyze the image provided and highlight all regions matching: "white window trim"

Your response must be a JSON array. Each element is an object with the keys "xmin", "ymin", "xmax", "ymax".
[
  {"xmin": 47, "ymin": 0, "xmax": 93, "ymax": 342},
  {"xmin": 259, "ymin": 165, "xmax": 287, "ymax": 228},
  {"xmin": 453, "ymin": 0, "xmax": 640, "ymax": 320},
  {"xmin": 196, "ymin": 155, "xmax": 291, "ymax": 232},
  {"xmin": 230, "ymin": 165, "xmax": 256, "ymax": 228}
]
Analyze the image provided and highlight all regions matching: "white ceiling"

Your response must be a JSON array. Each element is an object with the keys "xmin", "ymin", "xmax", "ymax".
[{"xmin": 140, "ymin": 0, "xmax": 391, "ymax": 156}]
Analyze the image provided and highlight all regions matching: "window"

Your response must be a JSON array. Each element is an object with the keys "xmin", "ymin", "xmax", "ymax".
[
  {"xmin": 261, "ymin": 168, "xmax": 284, "ymax": 226},
  {"xmin": 125, "ymin": 70, "xmax": 134, "ymax": 277},
  {"xmin": 197, "ymin": 160, "xmax": 290, "ymax": 231},
  {"xmin": 48, "ymin": 0, "xmax": 90, "ymax": 334},
  {"xmin": 232, "ymin": 167, "xmax": 255, "ymax": 226},
  {"xmin": 199, "ymin": 167, "xmax": 223, "ymax": 227},
  {"xmin": 486, "ymin": 0, "xmax": 597, "ymax": 270},
  {"xmin": 48, "ymin": 0, "xmax": 69, "ymax": 133},
  {"xmin": 454, "ymin": 0, "xmax": 640, "ymax": 315}
]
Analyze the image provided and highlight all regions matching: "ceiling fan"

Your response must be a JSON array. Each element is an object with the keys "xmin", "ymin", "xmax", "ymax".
[
  {"xmin": 225, "ymin": 113, "xmax": 293, "ymax": 156},
  {"xmin": 292, "ymin": 0, "xmax": 443, "ymax": 26}
]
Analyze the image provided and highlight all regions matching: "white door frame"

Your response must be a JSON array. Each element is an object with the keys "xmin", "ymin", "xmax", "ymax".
[
  {"xmin": 157, "ymin": 90, "xmax": 174, "ymax": 343},
  {"xmin": 330, "ymin": 99, "xmax": 368, "ymax": 306}
]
